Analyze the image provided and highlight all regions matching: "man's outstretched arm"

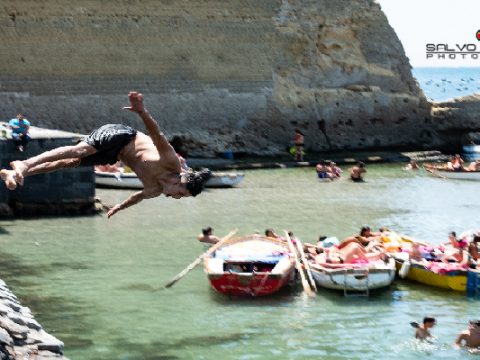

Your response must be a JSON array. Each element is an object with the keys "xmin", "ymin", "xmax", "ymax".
[
  {"xmin": 124, "ymin": 92, "xmax": 178, "ymax": 162},
  {"xmin": 107, "ymin": 190, "xmax": 146, "ymax": 218}
]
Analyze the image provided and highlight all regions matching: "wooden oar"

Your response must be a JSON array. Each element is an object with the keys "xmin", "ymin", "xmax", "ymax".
[
  {"xmin": 284, "ymin": 231, "xmax": 315, "ymax": 297},
  {"xmin": 423, "ymin": 164, "xmax": 448, "ymax": 180},
  {"xmin": 164, "ymin": 229, "xmax": 237, "ymax": 288},
  {"xmin": 294, "ymin": 237, "xmax": 318, "ymax": 292}
]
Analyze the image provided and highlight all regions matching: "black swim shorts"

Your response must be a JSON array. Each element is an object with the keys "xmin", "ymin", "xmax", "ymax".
[{"xmin": 81, "ymin": 124, "xmax": 137, "ymax": 166}]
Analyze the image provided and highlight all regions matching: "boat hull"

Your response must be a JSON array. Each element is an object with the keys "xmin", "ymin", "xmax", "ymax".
[
  {"xmin": 204, "ymin": 235, "xmax": 294, "ymax": 297},
  {"xmin": 95, "ymin": 171, "xmax": 244, "ymax": 189},
  {"xmin": 310, "ymin": 258, "xmax": 396, "ymax": 291},
  {"xmin": 394, "ymin": 260, "xmax": 467, "ymax": 292},
  {"xmin": 435, "ymin": 170, "xmax": 480, "ymax": 181},
  {"xmin": 207, "ymin": 272, "xmax": 292, "ymax": 297}
]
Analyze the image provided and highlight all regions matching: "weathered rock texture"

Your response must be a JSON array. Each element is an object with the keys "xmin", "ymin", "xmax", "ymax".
[
  {"xmin": 0, "ymin": 279, "xmax": 68, "ymax": 359},
  {"xmin": 0, "ymin": 0, "xmax": 437, "ymax": 155},
  {"xmin": 431, "ymin": 94, "xmax": 480, "ymax": 148}
]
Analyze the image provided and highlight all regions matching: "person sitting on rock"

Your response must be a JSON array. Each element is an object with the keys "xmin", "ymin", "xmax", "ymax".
[
  {"xmin": 9, "ymin": 113, "xmax": 31, "ymax": 152},
  {"xmin": 0, "ymin": 92, "xmax": 211, "ymax": 218}
]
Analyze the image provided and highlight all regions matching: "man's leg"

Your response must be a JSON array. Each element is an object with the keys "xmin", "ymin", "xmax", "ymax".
[
  {"xmin": 10, "ymin": 141, "xmax": 96, "ymax": 185},
  {"xmin": 1, "ymin": 158, "xmax": 82, "ymax": 190}
]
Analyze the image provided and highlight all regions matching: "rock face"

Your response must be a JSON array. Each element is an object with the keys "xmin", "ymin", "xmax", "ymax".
[
  {"xmin": 431, "ymin": 94, "xmax": 480, "ymax": 149},
  {"xmin": 0, "ymin": 0, "xmax": 436, "ymax": 156},
  {"xmin": 0, "ymin": 279, "xmax": 68, "ymax": 359}
]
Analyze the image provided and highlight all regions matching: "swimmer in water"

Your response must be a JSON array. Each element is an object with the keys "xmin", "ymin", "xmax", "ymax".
[{"xmin": 411, "ymin": 317, "xmax": 436, "ymax": 342}]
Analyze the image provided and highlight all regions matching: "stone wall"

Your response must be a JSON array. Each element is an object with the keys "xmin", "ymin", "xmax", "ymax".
[
  {"xmin": 0, "ymin": 135, "xmax": 96, "ymax": 217},
  {"xmin": 0, "ymin": 0, "xmax": 436, "ymax": 156}
]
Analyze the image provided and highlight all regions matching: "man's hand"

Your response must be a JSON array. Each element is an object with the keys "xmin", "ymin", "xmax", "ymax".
[
  {"xmin": 107, "ymin": 204, "xmax": 122, "ymax": 218},
  {"xmin": 123, "ymin": 91, "xmax": 145, "ymax": 114}
]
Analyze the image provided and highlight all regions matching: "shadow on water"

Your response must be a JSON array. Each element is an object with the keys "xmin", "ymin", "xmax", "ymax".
[
  {"xmin": 0, "ymin": 250, "xmax": 95, "ymax": 351},
  {"xmin": 0, "ymin": 226, "xmax": 10, "ymax": 235},
  {"xmin": 207, "ymin": 283, "xmax": 301, "ymax": 306},
  {"xmin": 113, "ymin": 332, "xmax": 255, "ymax": 360}
]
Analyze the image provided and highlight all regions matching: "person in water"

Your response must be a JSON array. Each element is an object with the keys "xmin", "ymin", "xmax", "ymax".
[
  {"xmin": 197, "ymin": 227, "xmax": 221, "ymax": 244},
  {"xmin": 0, "ymin": 92, "xmax": 211, "ymax": 218},
  {"xmin": 411, "ymin": 316, "xmax": 436, "ymax": 341},
  {"xmin": 455, "ymin": 320, "xmax": 480, "ymax": 352},
  {"xmin": 349, "ymin": 161, "xmax": 366, "ymax": 182}
]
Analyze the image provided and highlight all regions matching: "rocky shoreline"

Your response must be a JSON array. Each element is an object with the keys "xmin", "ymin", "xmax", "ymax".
[{"xmin": 0, "ymin": 279, "xmax": 67, "ymax": 360}]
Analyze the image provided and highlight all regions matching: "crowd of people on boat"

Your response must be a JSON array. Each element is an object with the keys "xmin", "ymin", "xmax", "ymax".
[{"xmin": 424, "ymin": 154, "xmax": 480, "ymax": 172}]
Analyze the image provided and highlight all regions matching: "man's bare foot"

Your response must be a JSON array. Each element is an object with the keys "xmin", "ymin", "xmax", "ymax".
[
  {"xmin": 10, "ymin": 161, "xmax": 27, "ymax": 186},
  {"xmin": 0, "ymin": 169, "xmax": 18, "ymax": 190}
]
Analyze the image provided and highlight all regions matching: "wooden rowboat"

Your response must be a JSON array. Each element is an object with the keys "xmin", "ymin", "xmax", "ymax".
[
  {"xmin": 309, "ymin": 258, "xmax": 396, "ymax": 295},
  {"xmin": 95, "ymin": 170, "xmax": 244, "ymax": 189},
  {"xmin": 393, "ymin": 252, "xmax": 469, "ymax": 292},
  {"xmin": 380, "ymin": 231, "xmax": 479, "ymax": 293},
  {"xmin": 424, "ymin": 164, "xmax": 480, "ymax": 181},
  {"xmin": 203, "ymin": 235, "xmax": 295, "ymax": 297}
]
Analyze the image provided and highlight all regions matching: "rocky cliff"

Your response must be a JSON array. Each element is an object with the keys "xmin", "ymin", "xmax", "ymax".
[{"xmin": 0, "ymin": 0, "xmax": 437, "ymax": 156}]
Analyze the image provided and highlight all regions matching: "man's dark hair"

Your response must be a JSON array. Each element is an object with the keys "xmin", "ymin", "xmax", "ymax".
[
  {"xmin": 473, "ymin": 235, "xmax": 480, "ymax": 243},
  {"xmin": 185, "ymin": 169, "xmax": 212, "ymax": 197},
  {"xmin": 423, "ymin": 317, "xmax": 436, "ymax": 324},
  {"xmin": 449, "ymin": 231, "xmax": 457, "ymax": 237},
  {"xmin": 469, "ymin": 320, "xmax": 480, "ymax": 326},
  {"xmin": 358, "ymin": 161, "xmax": 365, "ymax": 168},
  {"xmin": 360, "ymin": 226, "xmax": 371, "ymax": 236},
  {"xmin": 202, "ymin": 227, "xmax": 212, "ymax": 236}
]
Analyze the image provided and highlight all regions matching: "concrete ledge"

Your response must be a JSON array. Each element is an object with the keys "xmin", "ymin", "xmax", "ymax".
[{"xmin": 0, "ymin": 129, "xmax": 96, "ymax": 218}]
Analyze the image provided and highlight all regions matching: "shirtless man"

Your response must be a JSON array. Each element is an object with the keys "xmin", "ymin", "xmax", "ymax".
[
  {"xmin": 0, "ymin": 92, "xmax": 211, "ymax": 218},
  {"xmin": 455, "ymin": 320, "xmax": 480, "ymax": 352},
  {"xmin": 349, "ymin": 161, "xmax": 366, "ymax": 182},
  {"xmin": 467, "ymin": 160, "xmax": 480, "ymax": 171},
  {"xmin": 411, "ymin": 317, "xmax": 436, "ymax": 341},
  {"xmin": 197, "ymin": 227, "xmax": 221, "ymax": 245}
]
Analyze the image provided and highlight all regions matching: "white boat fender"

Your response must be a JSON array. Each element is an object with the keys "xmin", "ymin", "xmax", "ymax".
[{"xmin": 399, "ymin": 260, "xmax": 411, "ymax": 278}]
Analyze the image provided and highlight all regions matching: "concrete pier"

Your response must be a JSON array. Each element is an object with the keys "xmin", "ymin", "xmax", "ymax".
[{"xmin": 0, "ymin": 124, "xmax": 96, "ymax": 217}]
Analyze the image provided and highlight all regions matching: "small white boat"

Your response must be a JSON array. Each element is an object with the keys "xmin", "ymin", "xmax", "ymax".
[
  {"xmin": 95, "ymin": 170, "xmax": 245, "ymax": 189},
  {"xmin": 463, "ymin": 144, "xmax": 480, "ymax": 154},
  {"xmin": 309, "ymin": 258, "xmax": 396, "ymax": 295},
  {"xmin": 204, "ymin": 172, "xmax": 245, "ymax": 188},
  {"xmin": 95, "ymin": 171, "xmax": 143, "ymax": 189}
]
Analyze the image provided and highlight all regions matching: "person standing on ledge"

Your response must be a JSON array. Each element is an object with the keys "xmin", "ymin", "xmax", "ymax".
[
  {"xmin": 292, "ymin": 129, "xmax": 305, "ymax": 162},
  {"xmin": 0, "ymin": 92, "xmax": 211, "ymax": 218},
  {"xmin": 9, "ymin": 113, "xmax": 31, "ymax": 152}
]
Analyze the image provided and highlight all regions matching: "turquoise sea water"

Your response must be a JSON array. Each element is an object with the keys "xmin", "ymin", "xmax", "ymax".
[
  {"xmin": 0, "ymin": 165, "xmax": 478, "ymax": 360},
  {"xmin": 412, "ymin": 67, "xmax": 480, "ymax": 102}
]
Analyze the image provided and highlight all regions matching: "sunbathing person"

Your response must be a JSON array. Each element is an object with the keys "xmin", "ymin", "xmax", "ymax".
[
  {"xmin": 0, "ymin": 92, "xmax": 211, "ymax": 218},
  {"xmin": 447, "ymin": 154, "xmax": 465, "ymax": 171},
  {"xmin": 467, "ymin": 160, "xmax": 480, "ymax": 171},
  {"xmin": 265, "ymin": 228, "xmax": 280, "ymax": 239},
  {"xmin": 340, "ymin": 225, "xmax": 381, "ymax": 247},
  {"xmin": 316, "ymin": 242, "xmax": 386, "ymax": 266}
]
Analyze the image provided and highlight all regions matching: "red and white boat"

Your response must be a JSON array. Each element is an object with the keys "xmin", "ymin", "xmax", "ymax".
[{"xmin": 203, "ymin": 235, "xmax": 295, "ymax": 296}]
